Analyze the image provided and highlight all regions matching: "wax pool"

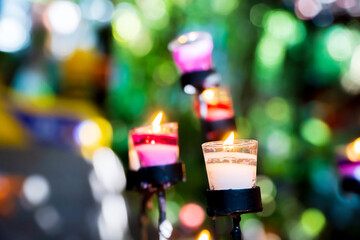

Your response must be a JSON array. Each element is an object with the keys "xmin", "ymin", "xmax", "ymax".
[
  {"xmin": 204, "ymin": 152, "xmax": 257, "ymax": 190},
  {"xmin": 132, "ymin": 133, "xmax": 178, "ymax": 167}
]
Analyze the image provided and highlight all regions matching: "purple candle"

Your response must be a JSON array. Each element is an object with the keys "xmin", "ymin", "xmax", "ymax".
[
  {"xmin": 130, "ymin": 113, "xmax": 179, "ymax": 168},
  {"xmin": 168, "ymin": 32, "xmax": 213, "ymax": 74}
]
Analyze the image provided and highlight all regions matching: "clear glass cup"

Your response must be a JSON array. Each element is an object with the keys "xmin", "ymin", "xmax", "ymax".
[
  {"xmin": 202, "ymin": 140, "xmax": 258, "ymax": 190},
  {"xmin": 130, "ymin": 123, "xmax": 179, "ymax": 168}
]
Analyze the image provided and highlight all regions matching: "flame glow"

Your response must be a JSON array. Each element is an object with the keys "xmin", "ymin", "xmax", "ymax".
[
  {"xmin": 223, "ymin": 132, "xmax": 235, "ymax": 145},
  {"xmin": 152, "ymin": 112, "xmax": 163, "ymax": 133},
  {"xmin": 346, "ymin": 137, "xmax": 360, "ymax": 162},
  {"xmin": 202, "ymin": 89, "xmax": 215, "ymax": 104},
  {"xmin": 197, "ymin": 229, "xmax": 211, "ymax": 240}
]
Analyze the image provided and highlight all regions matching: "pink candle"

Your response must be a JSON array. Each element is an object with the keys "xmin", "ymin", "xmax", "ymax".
[
  {"xmin": 130, "ymin": 115, "xmax": 179, "ymax": 168},
  {"xmin": 199, "ymin": 87, "xmax": 234, "ymax": 121},
  {"xmin": 168, "ymin": 32, "xmax": 213, "ymax": 74}
]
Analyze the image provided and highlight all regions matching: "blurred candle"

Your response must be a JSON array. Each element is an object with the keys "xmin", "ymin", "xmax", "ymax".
[
  {"xmin": 168, "ymin": 31, "xmax": 213, "ymax": 74},
  {"xmin": 199, "ymin": 87, "xmax": 234, "ymax": 121},
  {"xmin": 131, "ymin": 112, "xmax": 179, "ymax": 167},
  {"xmin": 202, "ymin": 132, "xmax": 258, "ymax": 190}
]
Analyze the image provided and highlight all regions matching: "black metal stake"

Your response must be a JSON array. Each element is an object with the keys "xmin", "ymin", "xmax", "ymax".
[
  {"xmin": 211, "ymin": 217, "xmax": 219, "ymax": 240},
  {"xmin": 140, "ymin": 191, "xmax": 154, "ymax": 240},
  {"xmin": 230, "ymin": 215, "xmax": 242, "ymax": 240},
  {"xmin": 157, "ymin": 187, "xmax": 167, "ymax": 239}
]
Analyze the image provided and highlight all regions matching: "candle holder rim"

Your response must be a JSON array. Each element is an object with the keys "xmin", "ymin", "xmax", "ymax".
[
  {"xmin": 130, "ymin": 122, "xmax": 178, "ymax": 133},
  {"xmin": 168, "ymin": 31, "xmax": 212, "ymax": 51},
  {"xmin": 202, "ymin": 139, "xmax": 258, "ymax": 148}
]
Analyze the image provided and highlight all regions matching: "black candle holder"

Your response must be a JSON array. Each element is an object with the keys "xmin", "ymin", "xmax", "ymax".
[
  {"xmin": 126, "ymin": 163, "xmax": 186, "ymax": 240},
  {"xmin": 206, "ymin": 187, "xmax": 263, "ymax": 240},
  {"xmin": 201, "ymin": 117, "xmax": 237, "ymax": 141},
  {"xmin": 179, "ymin": 69, "xmax": 220, "ymax": 94}
]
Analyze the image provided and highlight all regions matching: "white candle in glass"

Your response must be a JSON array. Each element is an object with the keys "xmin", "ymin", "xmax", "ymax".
[{"xmin": 202, "ymin": 133, "xmax": 258, "ymax": 190}]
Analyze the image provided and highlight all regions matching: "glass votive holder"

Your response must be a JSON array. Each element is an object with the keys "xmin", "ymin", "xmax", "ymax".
[
  {"xmin": 199, "ymin": 87, "xmax": 234, "ymax": 122},
  {"xmin": 202, "ymin": 140, "xmax": 258, "ymax": 190},
  {"xmin": 130, "ymin": 123, "xmax": 179, "ymax": 168},
  {"xmin": 168, "ymin": 31, "xmax": 213, "ymax": 74}
]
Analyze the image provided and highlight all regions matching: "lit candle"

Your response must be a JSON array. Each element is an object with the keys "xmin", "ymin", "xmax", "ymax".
[
  {"xmin": 202, "ymin": 132, "xmax": 258, "ymax": 190},
  {"xmin": 168, "ymin": 31, "xmax": 213, "ymax": 74},
  {"xmin": 131, "ymin": 112, "xmax": 179, "ymax": 168},
  {"xmin": 199, "ymin": 87, "xmax": 234, "ymax": 122},
  {"xmin": 337, "ymin": 139, "xmax": 360, "ymax": 178}
]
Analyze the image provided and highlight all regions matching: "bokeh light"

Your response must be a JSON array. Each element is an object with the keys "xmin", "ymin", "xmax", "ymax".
[
  {"xmin": 74, "ymin": 120, "xmax": 102, "ymax": 147},
  {"xmin": 326, "ymin": 26, "xmax": 353, "ymax": 61},
  {"xmin": 23, "ymin": 175, "xmax": 50, "ymax": 206},
  {"xmin": 0, "ymin": 17, "xmax": 29, "ymax": 53},
  {"xmin": 300, "ymin": 118, "xmax": 331, "ymax": 146},
  {"xmin": 197, "ymin": 229, "xmax": 211, "ymax": 240},
  {"xmin": 295, "ymin": 0, "xmax": 322, "ymax": 19},
  {"xmin": 45, "ymin": 0, "xmax": 81, "ymax": 35},
  {"xmin": 179, "ymin": 203, "xmax": 205, "ymax": 229},
  {"xmin": 300, "ymin": 208, "xmax": 326, "ymax": 237}
]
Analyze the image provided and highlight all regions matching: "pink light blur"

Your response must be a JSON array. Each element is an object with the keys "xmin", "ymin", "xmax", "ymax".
[
  {"xmin": 179, "ymin": 203, "xmax": 205, "ymax": 229},
  {"xmin": 169, "ymin": 32, "xmax": 213, "ymax": 74},
  {"xmin": 295, "ymin": 0, "xmax": 322, "ymax": 20}
]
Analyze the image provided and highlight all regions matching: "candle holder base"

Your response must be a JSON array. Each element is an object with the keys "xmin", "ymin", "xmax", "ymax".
[
  {"xmin": 205, "ymin": 187, "xmax": 262, "ymax": 217},
  {"xmin": 139, "ymin": 162, "xmax": 186, "ymax": 190},
  {"xmin": 201, "ymin": 117, "xmax": 237, "ymax": 142},
  {"xmin": 180, "ymin": 69, "xmax": 219, "ymax": 94},
  {"xmin": 126, "ymin": 170, "xmax": 142, "ymax": 191}
]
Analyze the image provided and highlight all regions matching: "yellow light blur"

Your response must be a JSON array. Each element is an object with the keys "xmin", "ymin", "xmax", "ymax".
[
  {"xmin": 178, "ymin": 35, "xmax": 187, "ymax": 44},
  {"xmin": 202, "ymin": 89, "xmax": 215, "ymax": 104},
  {"xmin": 76, "ymin": 120, "xmax": 102, "ymax": 147},
  {"xmin": 198, "ymin": 229, "xmax": 211, "ymax": 240},
  {"xmin": 346, "ymin": 138, "xmax": 360, "ymax": 162},
  {"xmin": 223, "ymin": 132, "xmax": 235, "ymax": 145},
  {"xmin": 152, "ymin": 112, "xmax": 163, "ymax": 133}
]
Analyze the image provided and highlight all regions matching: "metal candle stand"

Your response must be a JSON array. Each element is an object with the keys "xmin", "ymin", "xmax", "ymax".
[
  {"xmin": 206, "ymin": 187, "xmax": 263, "ymax": 240},
  {"xmin": 179, "ymin": 69, "xmax": 220, "ymax": 94},
  {"xmin": 201, "ymin": 117, "xmax": 237, "ymax": 142},
  {"xmin": 126, "ymin": 162, "xmax": 186, "ymax": 240}
]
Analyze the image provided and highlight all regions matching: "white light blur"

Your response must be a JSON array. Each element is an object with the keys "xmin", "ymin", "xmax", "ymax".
[
  {"xmin": 46, "ymin": 1, "xmax": 81, "ymax": 35},
  {"xmin": 23, "ymin": 175, "xmax": 50, "ymax": 206},
  {"xmin": 99, "ymin": 194, "xmax": 128, "ymax": 240},
  {"xmin": 242, "ymin": 218, "xmax": 266, "ymax": 240},
  {"xmin": 113, "ymin": 3, "xmax": 142, "ymax": 42},
  {"xmin": 354, "ymin": 166, "xmax": 360, "ymax": 181},
  {"xmin": 74, "ymin": 120, "xmax": 102, "ymax": 147},
  {"xmin": 296, "ymin": 0, "xmax": 322, "ymax": 19},
  {"xmin": 81, "ymin": 0, "xmax": 114, "ymax": 23},
  {"xmin": 350, "ymin": 46, "xmax": 360, "ymax": 76},
  {"xmin": 326, "ymin": 27, "xmax": 353, "ymax": 61},
  {"xmin": 341, "ymin": 72, "xmax": 360, "ymax": 95},
  {"xmin": 34, "ymin": 206, "xmax": 61, "ymax": 234},
  {"xmin": 184, "ymin": 85, "xmax": 197, "ymax": 95},
  {"xmin": 266, "ymin": 130, "xmax": 291, "ymax": 157},
  {"xmin": 89, "ymin": 171, "xmax": 107, "ymax": 202},
  {"xmin": 0, "ymin": 17, "xmax": 29, "ymax": 53},
  {"xmin": 341, "ymin": 45, "xmax": 360, "ymax": 95},
  {"xmin": 159, "ymin": 219, "xmax": 173, "ymax": 240},
  {"xmin": 93, "ymin": 147, "xmax": 126, "ymax": 193}
]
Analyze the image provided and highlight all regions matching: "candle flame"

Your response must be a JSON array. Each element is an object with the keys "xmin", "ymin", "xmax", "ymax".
[
  {"xmin": 346, "ymin": 137, "xmax": 360, "ymax": 162},
  {"xmin": 197, "ymin": 229, "xmax": 211, "ymax": 240},
  {"xmin": 223, "ymin": 132, "xmax": 235, "ymax": 145},
  {"xmin": 178, "ymin": 35, "xmax": 187, "ymax": 44},
  {"xmin": 152, "ymin": 112, "xmax": 163, "ymax": 133},
  {"xmin": 202, "ymin": 88, "xmax": 215, "ymax": 104}
]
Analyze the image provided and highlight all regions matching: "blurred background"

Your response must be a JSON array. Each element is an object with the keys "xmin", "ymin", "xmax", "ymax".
[{"xmin": 1, "ymin": 0, "xmax": 360, "ymax": 239}]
